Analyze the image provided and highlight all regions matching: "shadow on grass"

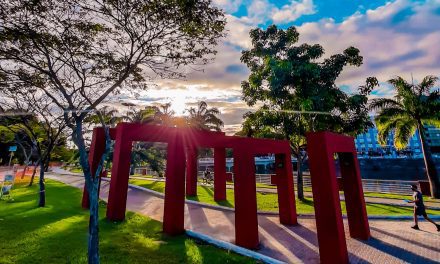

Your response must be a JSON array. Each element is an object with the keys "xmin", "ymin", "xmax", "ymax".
[{"xmin": 1, "ymin": 180, "xmax": 254, "ymax": 264}]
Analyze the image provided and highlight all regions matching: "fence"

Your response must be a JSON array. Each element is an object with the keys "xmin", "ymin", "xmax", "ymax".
[{"xmin": 217, "ymin": 171, "xmax": 416, "ymax": 195}]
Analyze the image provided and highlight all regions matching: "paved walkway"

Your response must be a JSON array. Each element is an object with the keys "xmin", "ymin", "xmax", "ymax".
[{"xmin": 47, "ymin": 173, "xmax": 440, "ymax": 264}]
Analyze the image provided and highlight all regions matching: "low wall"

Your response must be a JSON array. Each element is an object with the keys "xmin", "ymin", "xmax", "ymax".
[{"xmin": 357, "ymin": 157, "xmax": 440, "ymax": 181}]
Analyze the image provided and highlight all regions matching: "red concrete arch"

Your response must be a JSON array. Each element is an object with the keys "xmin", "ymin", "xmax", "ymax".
[
  {"xmin": 82, "ymin": 123, "xmax": 297, "ymax": 249},
  {"xmin": 307, "ymin": 132, "xmax": 370, "ymax": 264},
  {"xmin": 82, "ymin": 125, "xmax": 370, "ymax": 261}
]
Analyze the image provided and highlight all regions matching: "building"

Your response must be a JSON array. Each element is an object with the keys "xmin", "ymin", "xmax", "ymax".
[
  {"xmin": 424, "ymin": 125, "xmax": 440, "ymax": 153},
  {"xmin": 354, "ymin": 123, "xmax": 440, "ymax": 157}
]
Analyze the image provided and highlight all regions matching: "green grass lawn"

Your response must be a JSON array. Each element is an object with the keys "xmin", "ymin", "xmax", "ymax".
[
  {"xmin": 362, "ymin": 191, "xmax": 440, "ymax": 203},
  {"xmin": 247, "ymin": 182, "xmax": 439, "ymax": 204},
  {"xmin": 69, "ymin": 167, "xmax": 83, "ymax": 173},
  {"xmin": 128, "ymin": 179, "xmax": 440, "ymax": 216},
  {"xmin": 0, "ymin": 180, "xmax": 254, "ymax": 264}
]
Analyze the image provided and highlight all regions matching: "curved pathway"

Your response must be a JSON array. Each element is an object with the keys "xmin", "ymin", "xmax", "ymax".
[{"xmin": 47, "ymin": 173, "xmax": 440, "ymax": 264}]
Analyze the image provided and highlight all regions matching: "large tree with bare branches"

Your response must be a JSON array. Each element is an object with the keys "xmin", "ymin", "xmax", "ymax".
[{"xmin": 0, "ymin": 0, "xmax": 225, "ymax": 262}]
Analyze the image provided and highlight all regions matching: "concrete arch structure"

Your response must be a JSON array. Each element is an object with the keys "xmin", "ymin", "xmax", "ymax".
[
  {"xmin": 82, "ymin": 123, "xmax": 296, "ymax": 249},
  {"xmin": 307, "ymin": 132, "xmax": 370, "ymax": 264},
  {"xmin": 82, "ymin": 125, "xmax": 369, "ymax": 262}
]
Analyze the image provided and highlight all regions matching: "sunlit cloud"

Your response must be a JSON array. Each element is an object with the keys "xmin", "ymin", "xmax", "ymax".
[{"xmin": 111, "ymin": 0, "xmax": 440, "ymax": 134}]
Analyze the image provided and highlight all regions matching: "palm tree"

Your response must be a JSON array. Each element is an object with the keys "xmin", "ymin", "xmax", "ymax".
[
  {"xmin": 122, "ymin": 106, "xmax": 159, "ymax": 124},
  {"xmin": 123, "ymin": 103, "xmax": 179, "ymax": 126},
  {"xmin": 186, "ymin": 101, "xmax": 224, "ymax": 131},
  {"xmin": 370, "ymin": 75, "xmax": 440, "ymax": 198},
  {"xmin": 121, "ymin": 104, "xmax": 171, "ymax": 176},
  {"xmin": 85, "ymin": 106, "xmax": 122, "ymax": 127},
  {"xmin": 155, "ymin": 103, "xmax": 176, "ymax": 126}
]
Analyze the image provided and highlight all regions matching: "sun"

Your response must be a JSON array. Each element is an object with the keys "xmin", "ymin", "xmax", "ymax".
[{"xmin": 169, "ymin": 95, "xmax": 187, "ymax": 116}]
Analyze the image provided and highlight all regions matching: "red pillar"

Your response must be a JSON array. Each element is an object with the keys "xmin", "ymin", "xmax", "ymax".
[
  {"xmin": 339, "ymin": 153, "xmax": 370, "ymax": 240},
  {"xmin": 275, "ymin": 153, "xmax": 297, "ymax": 225},
  {"xmin": 307, "ymin": 133, "xmax": 348, "ymax": 264},
  {"xmin": 186, "ymin": 147, "xmax": 198, "ymax": 196},
  {"xmin": 233, "ymin": 146, "xmax": 259, "ymax": 249},
  {"xmin": 214, "ymin": 147, "xmax": 227, "ymax": 201},
  {"xmin": 106, "ymin": 126, "xmax": 132, "ymax": 221},
  {"xmin": 81, "ymin": 127, "xmax": 106, "ymax": 209},
  {"xmin": 163, "ymin": 133, "xmax": 186, "ymax": 235}
]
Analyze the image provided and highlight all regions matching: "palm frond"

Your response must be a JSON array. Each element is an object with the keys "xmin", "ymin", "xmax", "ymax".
[
  {"xmin": 394, "ymin": 118, "xmax": 417, "ymax": 150},
  {"xmin": 376, "ymin": 117, "xmax": 399, "ymax": 146},
  {"xmin": 369, "ymin": 98, "xmax": 402, "ymax": 111},
  {"xmin": 375, "ymin": 107, "xmax": 406, "ymax": 119},
  {"xmin": 417, "ymin": 75, "xmax": 438, "ymax": 95},
  {"xmin": 423, "ymin": 119, "xmax": 440, "ymax": 129},
  {"xmin": 388, "ymin": 76, "xmax": 415, "ymax": 100}
]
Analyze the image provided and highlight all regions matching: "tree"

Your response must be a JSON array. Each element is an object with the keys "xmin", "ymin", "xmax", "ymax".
[
  {"xmin": 0, "ymin": 0, "xmax": 225, "ymax": 262},
  {"xmin": 187, "ymin": 101, "xmax": 224, "ymax": 131},
  {"xmin": 0, "ymin": 121, "xmax": 35, "ymax": 169},
  {"xmin": 85, "ymin": 106, "xmax": 122, "ymax": 171},
  {"xmin": 85, "ymin": 106, "xmax": 122, "ymax": 128},
  {"xmin": 370, "ymin": 75, "xmax": 440, "ymax": 198},
  {"xmin": 122, "ymin": 105, "xmax": 167, "ymax": 176},
  {"xmin": 0, "ymin": 94, "xmax": 66, "ymax": 206},
  {"xmin": 122, "ymin": 106, "xmax": 158, "ymax": 124},
  {"xmin": 240, "ymin": 25, "xmax": 376, "ymax": 200}
]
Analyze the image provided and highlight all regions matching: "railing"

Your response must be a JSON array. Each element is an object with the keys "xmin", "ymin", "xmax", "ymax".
[
  {"xmin": 132, "ymin": 167, "xmax": 417, "ymax": 195},
  {"xmin": 221, "ymin": 171, "xmax": 415, "ymax": 195},
  {"xmin": 361, "ymin": 179, "xmax": 416, "ymax": 194},
  {"xmin": 255, "ymin": 174, "xmax": 272, "ymax": 184}
]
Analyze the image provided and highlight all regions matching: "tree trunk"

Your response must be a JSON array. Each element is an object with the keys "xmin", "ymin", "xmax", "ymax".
[
  {"xmin": 417, "ymin": 121, "xmax": 440, "ymax": 198},
  {"xmin": 44, "ymin": 156, "xmax": 50, "ymax": 172},
  {"xmin": 297, "ymin": 158, "xmax": 304, "ymax": 200},
  {"xmin": 74, "ymin": 121, "xmax": 101, "ymax": 264},
  {"xmin": 21, "ymin": 164, "xmax": 28, "ymax": 179},
  {"xmin": 29, "ymin": 160, "xmax": 40, "ymax": 187},
  {"xmin": 88, "ymin": 178, "xmax": 100, "ymax": 264},
  {"xmin": 38, "ymin": 161, "xmax": 46, "ymax": 207}
]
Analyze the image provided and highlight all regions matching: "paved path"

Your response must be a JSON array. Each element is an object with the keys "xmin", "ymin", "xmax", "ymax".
[{"xmin": 47, "ymin": 173, "xmax": 440, "ymax": 264}]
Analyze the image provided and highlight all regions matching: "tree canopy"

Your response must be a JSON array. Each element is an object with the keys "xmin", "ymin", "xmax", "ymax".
[
  {"xmin": 0, "ymin": 0, "xmax": 226, "ymax": 262},
  {"xmin": 186, "ymin": 101, "xmax": 223, "ymax": 131},
  {"xmin": 239, "ymin": 25, "xmax": 377, "ymax": 199}
]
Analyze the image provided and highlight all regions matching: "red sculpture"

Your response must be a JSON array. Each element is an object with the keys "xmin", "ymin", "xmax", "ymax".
[
  {"xmin": 307, "ymin": 132, "xmax": 370, "ymax": 264},
  {"xmin": 82, "ymin": 123, "xmax": 296, "ymax": 249},
  {"xmin": 82, "ymin": 124, "xmax": 369, "ymax": 262}
]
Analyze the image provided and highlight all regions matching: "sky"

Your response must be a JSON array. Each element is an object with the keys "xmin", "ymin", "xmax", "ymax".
[{"xmin": 116, "ymin": 0, "xmax": 440, "ymax": 134}]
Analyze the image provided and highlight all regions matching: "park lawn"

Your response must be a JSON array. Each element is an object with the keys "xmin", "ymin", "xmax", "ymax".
[
  {"xmin": 70, "ymin": 167, "xmax": 83, "ymax": 173},
  {"xmin": 128, "ymin": 179, "xmax": 440, "ymax": 216},
  {"xmin": 362, "ymin": 192, "xmax": 440, "ymax": 203},
  {"xmin": 0, "ymin": 180, "xmax": 254, "ymax": 264},
  {"xmin": 131, "ymin": 174, "xmax": 155, "ymax": 178}
]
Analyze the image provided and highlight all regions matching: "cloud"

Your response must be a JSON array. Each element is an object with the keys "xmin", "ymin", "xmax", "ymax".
[
  {"xmin": 271, "ymin": 0, "xmax": 316, "ymax": 24},
  {"xmin": 213, "ymin": 0, "xmax": 243, "ymax": 13},
  {"xmin": 296, "ymin": 0, "xmax": 440, "ymax": 95},
  {"xmin": 245, "ymin": 0, "xmax": 316, "ymax": 25},
  {"xmin": 112, "ymin": 0, "xmax": 440, "ymax": 135}
]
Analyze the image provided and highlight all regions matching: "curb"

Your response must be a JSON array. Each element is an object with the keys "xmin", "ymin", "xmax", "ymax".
[
  {"xmin": 186, "ymin": 230, "xmax": 286, "ymax": 264},
  {"xmin": 366, "ymin": 215, "xmax": 440, "ymax": 220}
]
